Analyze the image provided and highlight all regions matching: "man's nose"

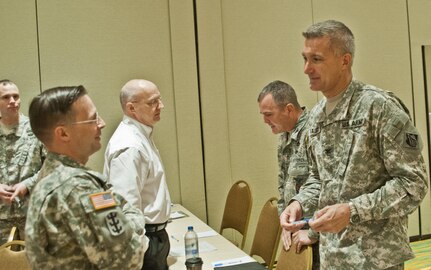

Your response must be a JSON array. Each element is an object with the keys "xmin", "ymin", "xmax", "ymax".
[{"xmin": 304, "ymin": 61, "xmax": 313, "ymax": 74}]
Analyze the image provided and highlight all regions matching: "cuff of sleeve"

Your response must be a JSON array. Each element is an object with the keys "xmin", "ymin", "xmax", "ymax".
[
  {"xmin": 349, "ymin": 202, "xmax": 360, "ymax": 224},
  {"xmin": 308, "ymin": 229, "xmax": 319, "ymax": 240}
]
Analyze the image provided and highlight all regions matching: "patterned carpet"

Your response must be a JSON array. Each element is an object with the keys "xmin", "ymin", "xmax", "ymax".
[{"xmin": 406, "ymin": 239, "xmax": 431, "ymax": 270}]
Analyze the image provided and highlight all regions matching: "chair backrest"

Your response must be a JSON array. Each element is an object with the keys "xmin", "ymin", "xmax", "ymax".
[
  {"xmin": 219, "ymin": 180, "xmax": 253, "ymax": 249},
  {"xmin": 275, "ymin": 242, "xmax": 313, "ymax": 270},
  {"xmin": 249, "ymin": 197, "xmax": 281, "ymax": 269},
  {"xmin": 7, "ymin": 226, "xmax": 19, "ymax": 243},
  {"xmin": 0, "ymin": 240, "xmax": 30, "ymax": 270}
]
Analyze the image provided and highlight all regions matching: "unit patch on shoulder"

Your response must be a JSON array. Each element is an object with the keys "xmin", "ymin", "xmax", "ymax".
[
  {"xmin": 405, "ymin": 133, "xmax": 419, "ymax": 148},
  {"xmin": 105, "ymin": 211, "xmax": 124, "ymax": 236},
  {"xmin": 89, "ymin": 191, "xmax": 117, "ymax": 210}
]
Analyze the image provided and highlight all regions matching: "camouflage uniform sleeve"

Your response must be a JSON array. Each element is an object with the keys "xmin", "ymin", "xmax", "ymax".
[
  {"xmin": 277, "ymin": 135, "xmax": 287, "ymax": 215},
  {"xmin": 350, "ymin": 100, "xmax": 428, "ymax": 222},
  {"xmin": 21, "ymin": 143, "xmax": 46, "ymax": 192},
  {"xmin": 113, "ymin": 190, "xmax": 149, "ymax": 237},
  {"xmin": 292, "ymin": 130, "xmax": 321, "ymax": 217},
  {"xmin": 21, "ymin": 171, "xmax": 39, "ymax": 191},
  {"xmin": 67, "ymin": 185, "xmax": 148, "ymax": 269}
]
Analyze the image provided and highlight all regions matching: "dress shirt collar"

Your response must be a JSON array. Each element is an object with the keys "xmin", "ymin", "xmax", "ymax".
[{"xmin": 122, "ymin": 115, "xmax": 154, "ymax": 139}]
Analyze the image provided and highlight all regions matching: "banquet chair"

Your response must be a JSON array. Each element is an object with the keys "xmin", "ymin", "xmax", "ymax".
[
  {"xmin": 275, "ymin": 241, "xmax": 313, "ymax": 270},
  {"xmin": 249, "ymin": 197, "xmax": 281, "ymax": 269},
  {"xmin": 219, "ymin": 180, "xmax": 253, "ymax": 249},
  {"xmin": 0, "ymin": 240, "xmax": 30, "ymax": 270}
]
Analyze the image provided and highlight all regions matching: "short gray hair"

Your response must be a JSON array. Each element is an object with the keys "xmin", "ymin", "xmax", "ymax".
[
  {"xmin": 257, "ymin": 80, "xmax": 301, "ymax": 109},
  {"xmin": 303, "ymin": 20, "xmax": 355, "ymax": 61}
]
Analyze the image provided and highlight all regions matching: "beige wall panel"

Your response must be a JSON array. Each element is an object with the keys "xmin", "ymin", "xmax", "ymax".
[
  {"xmin": 195, "ymin": 0, "xmax": 233, "ymax": 231},
  {"xmin": 168, "ymin": 0, "xmax": 206, "ymax": 220},
  {"xmin": 36, "ymin": 0, "xmax": 182, "ymax": 202},
  {"xmin": 197, "ymin": 0, "xmax": 314, "ymax": 250},
  {"xmin": 408, "ymin": 0, "xmax": 431, "ymax": 236},
  {"xmin": 0, "ymin": 1, "xmax": 40, "ymax": 108}
]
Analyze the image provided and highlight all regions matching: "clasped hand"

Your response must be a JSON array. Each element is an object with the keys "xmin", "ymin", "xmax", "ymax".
[{"xmin": 280, "ymin": 201, "xmax": 351, "ymax": 234}]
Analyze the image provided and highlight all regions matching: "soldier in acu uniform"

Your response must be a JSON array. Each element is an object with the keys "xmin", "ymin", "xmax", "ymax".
[
  {"xmin": 25, "ymin": 85, "xmax": 149, "ymax": 269},
  {"xmin": 257, "ymin": 80, "xmax": 319, "ymax": 269},
  {"xmin": 281, "ymin": 20, "xmax": 428, "ymax": 269},
  {"xmin": 0, "ymin": 79, "xmax": 45, "ymax": 244}
]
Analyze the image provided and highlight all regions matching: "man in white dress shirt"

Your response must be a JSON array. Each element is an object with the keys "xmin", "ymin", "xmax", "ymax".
[{"xmin": 104, "ymin": 79, "xmax": 171, "ymax": 270}]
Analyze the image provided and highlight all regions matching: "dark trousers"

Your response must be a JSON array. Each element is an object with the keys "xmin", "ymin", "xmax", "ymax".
[
  {"xmin": 142, "ymin": 228, "xmax": 170, "ymax": 270},
  {"xmin": 311, "ymin": 241, "xmax": 320, "ymax": 270}
]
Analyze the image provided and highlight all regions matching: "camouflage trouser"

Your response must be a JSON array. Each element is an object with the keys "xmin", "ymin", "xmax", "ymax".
[{"xmin": 0, "ymin": 217, "xmax": 26, "ymax": 245}]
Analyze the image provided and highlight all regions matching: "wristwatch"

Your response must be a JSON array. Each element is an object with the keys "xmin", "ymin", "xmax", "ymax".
[{"xmin": 349, "ymin": 202, "xmax": 360, "ymax": 224}]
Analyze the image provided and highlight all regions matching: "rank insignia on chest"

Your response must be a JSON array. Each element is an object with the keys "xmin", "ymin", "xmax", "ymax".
[
  {"xmin": 89, "ymin": 191, "xmax": 117, "ymax": 210},
  {"xmin": 405, "ymin": 133, "xmax": 419, "ymax": 148}
]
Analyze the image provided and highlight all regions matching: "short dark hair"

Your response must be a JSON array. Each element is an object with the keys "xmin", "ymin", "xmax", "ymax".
[
  {"xmin": 0, "ymin": 79, "xmax": 14, "ymax": 86},
  {"xmin": 29, "ymin": 85, "xmax": 87, "ymax": 144},
  {"xmin": 257, "ymin": 80, "xmax": 301, "ymax": 109}
]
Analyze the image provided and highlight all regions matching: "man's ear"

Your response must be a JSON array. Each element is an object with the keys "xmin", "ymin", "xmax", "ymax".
[
  {"xmin": 285, "ymin": 103, "xmax": 294, "ymax": 113},
  {"xmin": 54, "ymin": 126, "xmax": 71, "ymax": 142},
  {"xmin": 342, "ymin": 53, "xmax": 352, "ymax": 68},
  {"xmin": 126, "ymin": 102, "xmax": 135, "ymax": 114}
]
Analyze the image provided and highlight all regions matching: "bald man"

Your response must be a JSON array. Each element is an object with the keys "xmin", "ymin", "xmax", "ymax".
[{"xmin": 104, "ymin": 79, "xmax": 171, "ymax": 270}]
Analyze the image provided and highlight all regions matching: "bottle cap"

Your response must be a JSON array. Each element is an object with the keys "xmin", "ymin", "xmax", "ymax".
[{"xmin": 188, "ymin": 226, "xmax": 193, "ymax": 230}]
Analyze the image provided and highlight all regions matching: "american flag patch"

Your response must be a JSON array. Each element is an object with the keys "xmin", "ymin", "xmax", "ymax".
[{"xmin": 89, "ymin": 191, "xmax": 117, "ymax": 210}]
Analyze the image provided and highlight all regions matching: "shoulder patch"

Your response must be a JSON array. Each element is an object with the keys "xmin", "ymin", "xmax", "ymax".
[
  {"xmin": 405, "ymin": 133, "xmax": 419, "ymax": 148},
  {"xmin": 105, "ymin": 211, "xmax": 125, "ymax": 236},
  {"xmin": 89, "ymin": 191, "xmax": 117, "ymax": 210}
]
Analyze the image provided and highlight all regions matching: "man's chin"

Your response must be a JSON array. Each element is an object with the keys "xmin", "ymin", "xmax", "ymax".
[{"xmin": 271, "ymin": 128, "xmax": 281, "ymax": 134}]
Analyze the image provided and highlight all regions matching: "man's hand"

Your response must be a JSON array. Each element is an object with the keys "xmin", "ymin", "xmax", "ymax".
[
  {"xmin": 11, "ymin": 183, "xmax": 28, "ymax": 203},
  {"xmin": 0, "ymin": 183, "xmax": 14, "ymax": 204},
  {"xmin": 309, "ymin": 203, "xmax": 350, "ymax": 233},
  {"xmin": 292, "ymin": 230, "xmax": 318, "ymax": 253},
  {"xmin": 280, "ymin": 200, "xmax": 305, "ymax": 232},
  {"xmin": 281, "ymin": 229, "xmax": 292, "ymax": 251}
]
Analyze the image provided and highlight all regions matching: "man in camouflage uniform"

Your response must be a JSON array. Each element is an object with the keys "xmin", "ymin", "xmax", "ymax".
[
  {"xmin": 258, "ymin": 80, "xmax": 319, "ymax": 269},
  {"xmin": 25, "ymin": 85, "xmax": 149, "ymax": 269},
  {"xmin": 281, "ymin": 20, "xmax": 428, "ymax": 269},
  {"xmin": 0, "ymin": 79, "xmax": 45, "ymax": 244}
]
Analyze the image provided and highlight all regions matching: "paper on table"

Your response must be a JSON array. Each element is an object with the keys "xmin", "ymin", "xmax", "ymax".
[
  {"xmin": 170, "ymin": 211, "xmax": 188, "ymax": 219},
  {"xmin": 197, "ymin": 230, "xmax": 218, "ymax": 238},
  {"xmin": 170, "ymin": 230, "xmax": 218, "ymax": 242},
  {"xmin": 169, "ymin": 241, "xmax": 217, "ymax": 257},
  {"xmin": 211, "ymin": 256, "xmax": 255, "ymax": 267}
]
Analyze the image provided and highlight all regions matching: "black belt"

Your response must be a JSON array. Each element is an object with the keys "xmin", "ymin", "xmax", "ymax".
[{"xmin": 145, "ymin": 222, "xmax": 168, "ymax": 233}]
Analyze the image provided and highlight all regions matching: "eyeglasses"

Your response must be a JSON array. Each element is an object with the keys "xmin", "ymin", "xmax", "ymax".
[
  {"xmin": 72, "ymin": 112, "xmax": 101, "ymax": 125},
  {"xmin": 131, "ymin": 97, "xmax": 163, "ymax": 108},
  {"xmin": 146, "ymin": 97, "xmax": 162, "ymax": 107}
]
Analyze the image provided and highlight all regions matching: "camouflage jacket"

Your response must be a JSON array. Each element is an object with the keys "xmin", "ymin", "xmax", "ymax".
[
  {"xmin": 277, "ymin": 108, "xmax": 310, "ymax": 215},
  {"xmin": 25, "ymin": 152, "xmax": 148, "ymax": 269},
  {"xmin": 0, "ymin": 115, "xmax": 45, "ymax": 219},
  {"xmin": 294, "ymin": 80, "xmax": 428, "ymax": 269}
]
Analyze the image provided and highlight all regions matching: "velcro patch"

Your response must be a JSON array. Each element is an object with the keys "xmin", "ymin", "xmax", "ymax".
[
  {"xmin": 89, "ymin": 191, "xmax": 117, "ymax": 210},
  {"xmin": 105, "ymin": 211, "xmax": 124, "ymax": 236},
  {"xmin": 405, "ymin": 133, "xmax": 419, "ymax": 148}
]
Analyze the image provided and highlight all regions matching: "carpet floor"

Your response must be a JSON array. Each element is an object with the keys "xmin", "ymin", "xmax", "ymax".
[{"xmin": 406, "ymin": 239, "xmax": 431, "ymax": 270}]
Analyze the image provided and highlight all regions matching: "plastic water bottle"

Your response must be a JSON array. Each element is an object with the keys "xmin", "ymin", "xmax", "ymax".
[{"xmin": 184, "ymin": 226, "xmax": 199, "ymax": 259}]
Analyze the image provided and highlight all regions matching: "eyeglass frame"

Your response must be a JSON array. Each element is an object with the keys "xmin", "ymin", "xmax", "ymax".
[
  {"xmin": 130, "ymin": 96, "xmax": 163, "ymax": 108},
  {"xmin": 71, "ymin": 112, "xmax": 102, "ymax": 125}
]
